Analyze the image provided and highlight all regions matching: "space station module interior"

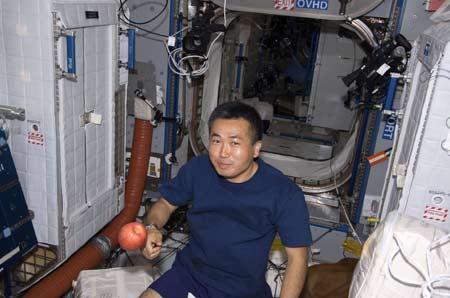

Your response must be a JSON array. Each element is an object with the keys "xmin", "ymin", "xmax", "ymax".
[{"xmin": 1, "ymin": 0, "xmax": 450, "ymax": 297}]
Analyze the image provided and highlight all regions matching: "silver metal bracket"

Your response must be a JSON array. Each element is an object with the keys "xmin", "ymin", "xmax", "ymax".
[
  {"xmin": 0, "ymin": 104, "xmax": 25, "ymax": 121},
  {"xmin": 90, "ymin": 235, "xmax": 112, "ymax": 259},
  {"xmin": 393, "ymin": 163, "xmax": 407, "ymax": 188},
  {"xmin": 372, "ymin": 104, "xmax": 383, "ymax": 111},
  {"xmin": 382, "ymin": 109, "xmax": 396, "ymax": 116},
  {"xmin": 54, "ymin": 24, "xmax": 73, "ymax": 40},
  {"xmin": 54, "ymin": 24, "xmax": 78, "ymax": 81},
  {"xmin": 80, "ymin": 111, "xmax": 103, "ymax": 127},
  {"xmin": 119, "ymin": 28, "xmax": 129, "ymax": 36},
  {"xmin": 118, "ymin": 61, "xmax": 128, "ymax": 69},
  {"xmin": 115, "ymin": 176, "xmax": 125, "ymax": 192},
  {"xmin": 402, "ymin": 72, "xmax": 413, "ymax": 83},
  {"xmin": 382, "ymin": 108, "xmax": 404, "ymax": 118},
  {"xmin": 55, "ymin": 65, "xmax": 77, "ymax": 81}
]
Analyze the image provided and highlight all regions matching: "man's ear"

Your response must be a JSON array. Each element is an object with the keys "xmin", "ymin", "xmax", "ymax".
[{"xmin": 253, "ymin": 141, "xmax": 262, "ymax": 158}]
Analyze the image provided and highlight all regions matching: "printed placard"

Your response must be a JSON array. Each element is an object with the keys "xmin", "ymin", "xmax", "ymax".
[
  {"xmin": 296, "ymin": 0, "xmax": 329, "ymax": 10},
  {"xmin": 423, "ymin": 205, "xmax": 448, "ymax": 222},
  {"xmin": 27, "ymin": 132, "xmax": 44, "ymax": 146},
  {"xmin": 27, "ymin": 120, "xmax": 44, "ymax": 146},
  {"xmin": 382, "ymin": 114, "xmax": 397, "ymax": 140},
  {"xmin": 274, "ymin": 0, "xmax": 295, "ymax": 10}
]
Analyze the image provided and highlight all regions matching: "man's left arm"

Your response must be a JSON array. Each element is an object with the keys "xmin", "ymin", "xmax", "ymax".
[{"xmin": 279, "ymin": 246, "xmax": 309, "ymax": 298}]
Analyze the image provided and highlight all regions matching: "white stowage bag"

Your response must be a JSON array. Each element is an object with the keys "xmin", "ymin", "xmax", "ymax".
[
  {"xmin": 73, "ymin": 266, "xmax": 156, "ymax": 298},
  {"xmin": 349, "ymin": 212, "xmax": 450, "ymax": 298}
]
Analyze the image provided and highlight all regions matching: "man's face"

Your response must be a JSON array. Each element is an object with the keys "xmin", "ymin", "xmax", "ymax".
[{"xmin": 208, "ymin": 118, "xmax": 262, "ymax": 183}]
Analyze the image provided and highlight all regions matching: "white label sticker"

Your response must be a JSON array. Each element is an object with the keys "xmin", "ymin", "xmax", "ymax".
[
  {"xmin": 147, "ymin": 156, "xmax": 161, "ymax": 178},
  {"xmin": 376, "ymin": 63, "xmax": 391, "ymax": 75}
]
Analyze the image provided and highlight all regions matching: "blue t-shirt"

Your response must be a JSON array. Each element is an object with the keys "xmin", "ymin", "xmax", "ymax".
[{"xmin": 160, "ymin": 155, "xmax": 312, "ymax": 298}]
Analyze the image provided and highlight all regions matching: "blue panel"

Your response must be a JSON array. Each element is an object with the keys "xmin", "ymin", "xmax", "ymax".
[
  {"xmin": 0, "ymin": 135, "xmax": 18, "ymax": 186},
  {"xmin": 395, "ymin": 0, "xmax": 407, "ymax": 34},
  {"xmin": 1, "ymin": 184, "xmax": 30, "ymax": 226},
  {"xmin": 235, "ymin": 43, "xmax": 244, "ymax": 89},
  {"xmin": 127, "ymin": 29, "xmax": 136, "ymax": 70},
  {"xmin": 163, "ymin": 0, "xmax": 178, "ymax": 183},
  {"xmin": 66, "ymin": 34, "xmax": 76, "ymax": 75},
  {"xmin": 296, "ymin": 0, "xmax": 329, "ymax": 10},
  {"xmin": 347, "ymin": 107, "xmax": 369, "ymax": 196},
  {"xmin": 382, "ymin": 114, "xmax": 397, "ymax": 140},
  {"xmin": 383, "ymin": 77, "xmax": 398, "ymax": 112},
  {"xmin": 12, "ymin": 221, "xmax": 37, "ymax": 255},
  {"xmin": 0, "ymin": 129, "xmax": 37, "ymax": 272},
  {"xmin": 381, "ymin": 77, "xmax": 399, "ymax": 141}
]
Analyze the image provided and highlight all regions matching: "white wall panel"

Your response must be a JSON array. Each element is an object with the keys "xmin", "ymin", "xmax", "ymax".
[
  {"xmin": 384, "ymin": 20, "xmax": 450, "ymax": 232},
  {"xmin": 0, "ymin": 0, "xmax": 127, "ymax": 259},
  {"xmin": 0, "ymin": 0, "xmax": 58, "ymax": 244}
]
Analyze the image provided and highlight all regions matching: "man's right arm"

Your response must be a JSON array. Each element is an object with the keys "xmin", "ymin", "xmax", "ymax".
[
  {"xmin": 145, "ymin": 197, "xmax": 178, "ymax": 228},
  {"xmin": 142, "ymin": 197, "xmax": 178, "ymax": 260}
]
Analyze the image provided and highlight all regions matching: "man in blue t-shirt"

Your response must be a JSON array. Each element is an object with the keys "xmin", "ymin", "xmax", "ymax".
[{"xmin": 140, "ymin": 101, "xmax": 312, "ymax": 298}]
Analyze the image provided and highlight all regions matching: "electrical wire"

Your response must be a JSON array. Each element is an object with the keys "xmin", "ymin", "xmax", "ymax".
[
  {"xmin": 352, "ymin": 19, "xmax": 378, "ymax": 48},
  {"xmin": 119, "ymin": 0, "xmax": 169, "ymax": 25},
  {"xmin": 166, "ymin": 234, "xmax": 189, "ymax": 245},
  {"xmin": 154, "ymin": 244, "xmax": 183, "ymax": 250},
  {"xmin": 274, "ymin": 273, "xmax": 281, "ymax": 298},
  {"xmin": 117, "ymin": 0, "xmax": 169, "ymax": 38},
  {"xmin": 165, "ymin": 32, "xmax": 224, "ymax": 77},
  {"xmin": 267, "ymin": 260, "xmax": 286, "ymax": 298},
  {"xmin": 312, "ymin": 228, "xmax": 333, "ymax": 245},
  {"xmin": 151, "ymin": 246, "xmax": 178, "ymax": 267},
  {"xmin": 171, "ymin": 25, "xmax": 192, "ymax": 39},
  {"xmin": 387, "ymin": 233, "xmax": 450, "ymax": 298},
  {"xmin": 119, "ymin": 16, "xmax": 169, "ymax": 38},
  {"xmin": 118, "ymin": 0, "xmax": 224, "ymax": 76},
  {"xmin": 124, "ymin": 250, "xmax": 135, "ymax": 266},
  {"xmin": 223, "ymin": 0, "xmax": 227, "ymax": 27},
  {"xmin": 329, "ymin": 161, "xmax": 363, "ymax": 245},
  {"xmin": 151, "ymin": 234, "xmax": 189, "ymax": 267}
]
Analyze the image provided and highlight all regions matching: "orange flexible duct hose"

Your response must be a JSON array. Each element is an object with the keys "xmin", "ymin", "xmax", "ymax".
[
  {"xmin": 24, "ymin": 119, "xmax": 153, "ymax": 298},
  {"xmin": 102, "ymin": 119, "xmax": 153, "ymax": 248}
]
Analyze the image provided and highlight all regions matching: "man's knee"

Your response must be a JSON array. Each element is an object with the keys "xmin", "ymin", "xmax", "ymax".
[{"xmin": 140, "ymin": 288, "xmax": 162, "ymax": 298}]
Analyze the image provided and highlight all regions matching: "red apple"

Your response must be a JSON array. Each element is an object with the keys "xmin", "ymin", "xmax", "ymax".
[{"xmin": 118, "ymin": 222, "xmax": 147, "ymax": 251}]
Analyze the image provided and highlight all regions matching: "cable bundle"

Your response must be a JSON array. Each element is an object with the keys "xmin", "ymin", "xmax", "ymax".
[
  {"xmin": 165, "ymin": 32, "xmax": 223, "ymax": 78},
  {"xmin": 388, "ymin": 233, "xmax": 450, "ymax": 298}
]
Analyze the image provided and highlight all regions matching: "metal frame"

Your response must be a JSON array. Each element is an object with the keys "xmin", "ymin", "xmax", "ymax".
[{"xmin": 163, "ymin": 0, "xmax": 181, "ymax": 183}]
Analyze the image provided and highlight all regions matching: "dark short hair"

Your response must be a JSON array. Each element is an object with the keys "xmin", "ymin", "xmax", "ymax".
[{"xmin": 208, "ymin": 101, "xmax": 263, "ymax": 143}]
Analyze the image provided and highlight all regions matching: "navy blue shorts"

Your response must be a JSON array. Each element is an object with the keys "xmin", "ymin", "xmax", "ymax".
[{"xmin": 149, "ymin": 260, "xmax": 229, "ymax": 298}]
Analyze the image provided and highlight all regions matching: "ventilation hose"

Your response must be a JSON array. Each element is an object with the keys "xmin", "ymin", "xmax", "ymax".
[{"xmin": 24, "ymin": 119, "xmax": 153, "ymax": 298}]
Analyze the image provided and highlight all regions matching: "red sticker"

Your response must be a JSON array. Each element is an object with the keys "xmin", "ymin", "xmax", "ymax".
[
  {"xmin": 274, "ymin": 0, "xmax": 295, "ymax": 10},
  {"xmin": 423, "ymin": 205, "xmax": 448, "ymax": 222},
  {"xmin": 425, "ymin": 0, "xmax": 445, "ymax": 11},
  {"xmin": 27, "ymin": 132, "xmax": 45, "ymax": 146}
]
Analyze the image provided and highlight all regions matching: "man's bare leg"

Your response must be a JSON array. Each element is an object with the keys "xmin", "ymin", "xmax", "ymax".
[{"xmin": 139, "ymin": 288, "xmax": 162, "ymax": 298}]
